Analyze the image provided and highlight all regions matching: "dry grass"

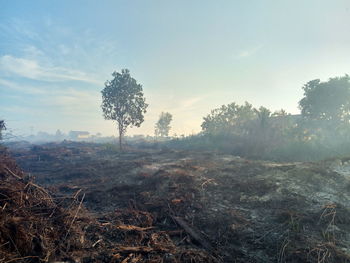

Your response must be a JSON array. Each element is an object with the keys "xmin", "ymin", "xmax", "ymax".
[{"xmin": 0, "ymin": 153, "xmax": 87, "ymax": 262}]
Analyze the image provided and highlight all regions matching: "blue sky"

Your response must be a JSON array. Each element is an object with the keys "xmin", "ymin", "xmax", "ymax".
[{"xmin": 1, "ymin": 0, "xmax": 350, "ymax": 136}]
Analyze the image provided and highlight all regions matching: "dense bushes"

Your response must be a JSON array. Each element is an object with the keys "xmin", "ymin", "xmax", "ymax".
[{"xmin": 165, "ymin": 131, "xmax": 350, "ymax": 162}]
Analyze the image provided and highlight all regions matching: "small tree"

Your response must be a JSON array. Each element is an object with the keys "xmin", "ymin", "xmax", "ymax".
[
  {"xmin": 101, "ymin": 69, "xmax": 148, "ymax": 150},
  {"xmin": 155, "ymin": 112, "xmax": 173, "ymax": 137}
]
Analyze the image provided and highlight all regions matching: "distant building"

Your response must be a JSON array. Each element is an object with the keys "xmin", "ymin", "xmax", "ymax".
[{"xmin": 68, "ymin": 131, "xmax": 90, "ymax": 140}]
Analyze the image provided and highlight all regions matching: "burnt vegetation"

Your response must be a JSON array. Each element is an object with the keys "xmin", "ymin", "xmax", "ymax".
[{"xmin": 1, "ymin": 141, "xmax": 350, "ymax": 262}]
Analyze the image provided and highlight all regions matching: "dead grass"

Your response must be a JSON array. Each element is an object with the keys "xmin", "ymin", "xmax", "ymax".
[{"xmin": 0, "ymin": 153, "xmax": 87, "ymax": 262}]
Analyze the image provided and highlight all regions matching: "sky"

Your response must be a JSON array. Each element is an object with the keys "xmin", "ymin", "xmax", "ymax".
[{"xmin": 1, "ymin": 0, "xmax": 350, "ymax": 137}]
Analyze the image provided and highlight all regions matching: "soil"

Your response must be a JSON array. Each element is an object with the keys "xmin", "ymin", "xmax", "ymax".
[{"xmin": 2, "ymin": 141, "xmax": 350, "ymax": 262}]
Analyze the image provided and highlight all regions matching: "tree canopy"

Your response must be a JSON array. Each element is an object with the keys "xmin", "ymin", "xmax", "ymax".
[
  {"xmin": 201, "ymin": 102, "xmax": 256, "ymax": 135},
  {"xmin": 101, "ymin": 69, "xmax": 148, "ymax": 149},
  {"xmin": 155, "ymin": 112, "xmax": 173, "ymax": 137},
  {"xmin": 299, "ymin": 75, "xmax": 350, "ymax": 124}
]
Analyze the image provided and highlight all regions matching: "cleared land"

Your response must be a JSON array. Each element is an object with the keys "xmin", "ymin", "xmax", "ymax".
[{"xmin": 1, "ymin": 142, "xmax": 350, "ymax": 262}]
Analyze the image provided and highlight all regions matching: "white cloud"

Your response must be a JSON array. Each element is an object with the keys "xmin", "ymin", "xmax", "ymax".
[
  {"xmin": 50, "ymin": 89, "xmax": 100, "ymax": 108},
  {"xmin": 0, "ymin": 55, "xmax": 101, "ymax": 84},
  {"xmin": 0, "ymin": 55, "xmax": 41, "ymax": 78},
  {"xmin": 0, "ymin": 77, "xmax": 101, "ymax": 118}
]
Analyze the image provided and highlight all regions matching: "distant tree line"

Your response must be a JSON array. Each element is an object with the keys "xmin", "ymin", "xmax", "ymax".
[
  {"xmin": 168, "ymin": 75, "xmax": 350, "ymax": 161},
  {"xmin": 100, "ymin": 69, "xmax": 350, "ymax": 160}
]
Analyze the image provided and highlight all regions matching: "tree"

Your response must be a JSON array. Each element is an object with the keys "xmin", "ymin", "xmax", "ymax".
[
  {"xmin": 201, "ymin": 102, "xmax": 256, "ymax": 135},
  {"xmin": 155, "ymin": 112, "xmax": 173, "ymax": 137},
  {"xmin": 101, "ymin": 69, "xmax": 148, "ymax": 150},
  {"xmin": 0, "ymin": 120, "xmax": 6, "ymax": 141},
  {"xmin": 299, "ymin": 75, "xmax": 350, "ymax": 124},
  {"xmin": 255, "ymin": 106, "xmax": 271, "ymax": 130},
  {"xmin": 251, "ymin": 106, "xmax": 275, "ymax": 154}
]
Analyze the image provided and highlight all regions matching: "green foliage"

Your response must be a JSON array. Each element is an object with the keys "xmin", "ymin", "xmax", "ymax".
[
  {"xmin": 155, "ymin": 112, "xmax": 173, "ymax": 137},
  {"xmin": 299, "ymin": 75, "xmax": 350, "ymax": 123},
  {"xmin": 201, "ymin": 102, "xmax": 256, "ymax": 136},
  {"xmin": 200, "ymin": 102, "xmax": 298, "ymax": 157},
  {"xmin": 101, "ymin": 69, "xmax": 148, "ymax": 149},
  {"xmin": 298, "ymin": 75, "xmax": 350, "ymax": 147}
]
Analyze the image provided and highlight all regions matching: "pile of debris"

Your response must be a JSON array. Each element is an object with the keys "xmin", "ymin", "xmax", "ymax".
[
  {"xmin": 74, "ymin": 208, "xmax": 218, "ymax": 262},
  {"xmin": 0, "ymin": 152, "xmax": 87, "ymax": 262}
]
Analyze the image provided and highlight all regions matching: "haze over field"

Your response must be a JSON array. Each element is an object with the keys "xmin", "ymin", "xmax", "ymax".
[
  {"xmin": 2, "ymin": 2, "xmax": 350, "ymax": 262},
  {"xmin": 1, "ymin": 0, "xmax": 350, "ymax": 136}
]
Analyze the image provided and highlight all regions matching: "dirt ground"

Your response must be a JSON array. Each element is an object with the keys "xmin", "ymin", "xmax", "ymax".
[{"xmin": 3, "ymin": 141, "xmax": 350, "ymax": 262}]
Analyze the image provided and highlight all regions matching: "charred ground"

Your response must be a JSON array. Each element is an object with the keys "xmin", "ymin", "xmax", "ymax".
[{"xmin": 1, "ymin": 141, "xmax": 350, "ymax": 262}]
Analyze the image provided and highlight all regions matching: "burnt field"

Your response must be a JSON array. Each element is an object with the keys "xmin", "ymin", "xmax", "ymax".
[{"xmin": 1, "ymin": 141, "xmax": 350, "ymax": 262}]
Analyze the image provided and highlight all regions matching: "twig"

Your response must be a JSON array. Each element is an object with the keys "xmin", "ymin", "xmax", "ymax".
[
  {"xmin": 64, "ymin": 193, "xmax": 85, "ymax": 240},
  {"xmin": 172, "ymin": 216, "xmax": 213, "ymax": 251},
  {"xmin": 278, "ymin": 237, "xmax": 290, "ymax": 263},
  {"xmin": 92, "ymin": 239, "xmax": 102, "ymax": 247},
  {"xmin": 114, "ymin": 246, "xmax": 171, "ymax": 253},
  {"xmin": 255, "ymin": 225, "xmax": 282, "ymax": 242},
  {"xmin": 201, "ymin": 178, "xmax": 215, "ymax": 189},
  {"xmin": 0, "ymin": 241, "xmax": 9, "ymax": 249},
  {"xmin": 7, "ymin": 234, "xmax": 21, "ymax": 258},
  {"xmin": 116, "ymin": 224, "xmax": 154, "ymax": 231},
  {"xmin": 73, "ymin": 188, "xmax": 82, "ymax": 199},
  {"xmin": 4, "ymin": 166, "xmax": 50, "ymax": 196},
  {"xmin": 3, "ymin": 166, "xmax": 21, "ymax": 179},
  {"xmin": 4, "ymin": 256, "xmax": 39, "ymax": 263}
]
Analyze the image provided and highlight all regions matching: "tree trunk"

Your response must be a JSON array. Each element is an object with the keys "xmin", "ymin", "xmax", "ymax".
[{"xmin": 118, "ymin": 124, "xmax": 123, "ymax": 151}]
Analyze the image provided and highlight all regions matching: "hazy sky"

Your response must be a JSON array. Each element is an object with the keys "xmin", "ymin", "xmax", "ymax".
[{"xmin": 1, "ymin": 0, "xmax": 350, "ymax": 136}]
